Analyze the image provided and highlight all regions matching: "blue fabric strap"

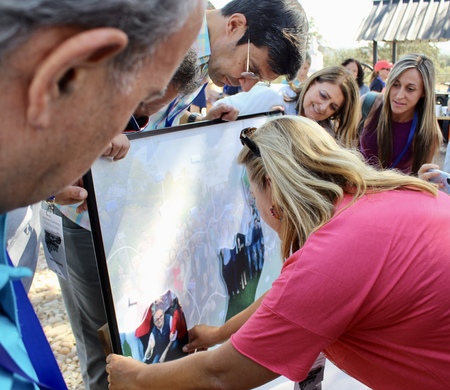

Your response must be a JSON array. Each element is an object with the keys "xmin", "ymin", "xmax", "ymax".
[
  {"xmin": 0, "ymin": 343, "xmax": 48, "ymax": 389},
  {"xmin": 391, "ymin": 110, "xmax": 418, "ymax": 169},
  {"xmin": 164, "ymin": 82, "xmax": 209, "ymax": 128},
  {"xmin": 6, "ymin": 253, "xmax": 68, "ymax": 390}
]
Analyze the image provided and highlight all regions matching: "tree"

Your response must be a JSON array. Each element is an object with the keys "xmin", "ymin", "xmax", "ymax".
[{"xmin": 321, "ymin": 41, "xmax": 450, "ymax": 86}]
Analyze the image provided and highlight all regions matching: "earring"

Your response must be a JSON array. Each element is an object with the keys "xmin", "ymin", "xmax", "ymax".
[{"xmin": 270, "ymin": 205, "xmax": 283, "ymax": 221}]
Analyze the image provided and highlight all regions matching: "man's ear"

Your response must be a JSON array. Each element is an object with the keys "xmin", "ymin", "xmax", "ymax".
[
  {"xmin": 225, "ymin": 13, "xmax": 247, "ymax": 37},
  {"xmin": 27, "ymin": 27, "xmax": 128, "ymax": 128}
]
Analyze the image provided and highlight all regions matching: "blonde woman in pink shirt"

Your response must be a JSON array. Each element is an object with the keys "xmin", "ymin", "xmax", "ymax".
[{"xmin": 106, "ymin": 116, "xmax": 450, "ymax": 390}]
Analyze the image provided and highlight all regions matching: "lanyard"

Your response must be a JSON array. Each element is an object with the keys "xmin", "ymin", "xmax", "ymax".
[
  {"xmin": 164, "ymin": 82, "xmax": 209, "ymax": 128},
  {"xmin": 0, "ymin": 343, "xmax": 51, "ymax": 389},
  {"xmin": 390, "ymin": 110, "xmax": 418, "ymax": 169},
  {"xmin": 1, "ymin": 252, "xmax": 68, "ymax": 389},
  {"xmin": 164, "ymin": 99, "xmax": 179, "ymax": 128}
]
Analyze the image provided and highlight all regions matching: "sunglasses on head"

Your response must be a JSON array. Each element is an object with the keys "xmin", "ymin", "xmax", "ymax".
[{"xmin": 240, "ymin": 127, "xmax": 260, "ymax": 157}]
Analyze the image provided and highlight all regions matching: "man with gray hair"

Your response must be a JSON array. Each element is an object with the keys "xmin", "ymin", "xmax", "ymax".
[{"xmin": 0, "ymin": 0, "xmax": 204, "ymax": 388}]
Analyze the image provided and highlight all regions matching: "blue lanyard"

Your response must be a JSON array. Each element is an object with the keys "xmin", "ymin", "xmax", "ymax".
[
  {"xmin": 164, "ymin": 99, "xmax": 179, "ymax": 128},
  {"xmin": 2, "ymin": 252, "xmax": 68, "ymax": 389},
  {"xmin": 164, "ymin": 83, "xmax": 209, "ymax": 128},
  {"xmin": 390, "ymin": 110, "xmax": 418, "ymax": 169}
]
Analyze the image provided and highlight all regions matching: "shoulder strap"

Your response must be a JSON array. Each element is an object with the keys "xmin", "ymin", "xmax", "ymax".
[
  {"xmin": 6, "ymin": 252, "xmax": 68, "ymax": 389},
  {"xmin": 362, "ymin": 91, "xmax": 377, "ymax": 119}
]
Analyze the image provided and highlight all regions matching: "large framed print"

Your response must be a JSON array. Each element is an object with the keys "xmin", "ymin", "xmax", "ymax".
[
  {"xmin": 84, "ymin": 111, "xmax": 369, "ymax": 390},
  {"xmin": 84, "ymin": 112, "xmax": 298, "ymax": 387}
]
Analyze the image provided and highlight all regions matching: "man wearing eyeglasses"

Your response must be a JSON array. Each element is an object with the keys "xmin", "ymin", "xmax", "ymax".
[{"xmin": 145, "ymin": 0, "xmax": 309, "ymax": 129}]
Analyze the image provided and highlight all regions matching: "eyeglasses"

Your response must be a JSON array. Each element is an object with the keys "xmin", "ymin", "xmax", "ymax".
[
  {"xmin": 240, "ymin": 38, "xmax": 271, "ymax": 86},
  {"xmin": 240, "ymin": 127, "xmax": 260, "ymax": 157},
  {"xmin": 381, "ymin": 68, "xmax": 391, "ymax": 72}
]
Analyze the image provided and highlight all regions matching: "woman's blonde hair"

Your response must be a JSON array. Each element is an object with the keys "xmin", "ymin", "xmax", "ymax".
[
  {"xmin": 377, "ymin": 53, "xmax": 441, "ymax": 174},
  {"xmin": 237, "ymin": 115, "xmax": 438, "ymax": 259},
  {"xmin": 288, "ymin": 66, "xmax": 360, "ymax": 148}
]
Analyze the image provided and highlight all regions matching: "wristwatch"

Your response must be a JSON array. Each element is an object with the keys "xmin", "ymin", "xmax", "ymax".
[{"xmin": 187, "ymin": 112, "xmax": 202, "ymax": 123}]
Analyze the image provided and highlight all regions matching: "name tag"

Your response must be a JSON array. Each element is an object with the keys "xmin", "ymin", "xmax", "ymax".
[{"xmin": 40, "ymin": 206, "xmax": 68, "ymax": 280}]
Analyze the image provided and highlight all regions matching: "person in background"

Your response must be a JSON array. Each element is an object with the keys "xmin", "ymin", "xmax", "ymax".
[
  {"xmin": 187, "ymin": 1, "xmax": 217, "ymax": 116},
  {"xmin": 0, "ymin": 0, "xmax": 204, "ymax": 388},
  {"xmin": 341, "ymin": 58, "xmax": 369, "ymax": 96},
  {"xmin": 289, "ymin": 66, "xmax": 360, "ymax": 147},
  {"xmin": 369, "ymin": 59, "xmax": 393, "ymax": 92},
  {"xmin": 189, "ymin": 87, "xmax": 208, "ymax": 115},
  {"xmin": 359, "ymin": 53, "xmax": 442, "ymax": 175},
  {"xmin": 283, "ymin": 51, "xmax": 312, "ymax": 87},
  {"xmin": 131, "ymin": 47, "xmax": 205, "ymax": 128},
  {"xmin": 106, "ymin": 115, "xmax": 450, "ymax": 390},
  {"xmin": 215, "ymin": 66, "xmax": 360, "ymax": 147},
  {"xmin": 145, "ymin": 0, "xmax": 309, "ymax": 129}
]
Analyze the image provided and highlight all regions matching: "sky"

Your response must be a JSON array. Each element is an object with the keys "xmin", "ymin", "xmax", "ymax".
[{"xmin": 210, "ymin": 0, "xmax": 450, "ymax": 53}]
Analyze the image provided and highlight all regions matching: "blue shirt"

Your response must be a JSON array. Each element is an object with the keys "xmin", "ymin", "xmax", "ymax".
[{"xmin": 369, "ymin": 75, "xmax": 385, "ymax": 93}]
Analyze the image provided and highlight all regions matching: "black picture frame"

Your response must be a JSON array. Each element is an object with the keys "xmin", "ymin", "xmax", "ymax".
[{"xmin": 84, "ymin": 111, "xmax": 284, "ymax": 359}]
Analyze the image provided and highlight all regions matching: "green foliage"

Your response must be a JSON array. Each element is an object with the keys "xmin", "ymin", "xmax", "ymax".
[
  {"xmin": 308, "ymin": 17, "xmax": 324, "ymax": 46},
  {"xmin": 319, "ymin": 41, "xmax": 450, "ymax": 87}
]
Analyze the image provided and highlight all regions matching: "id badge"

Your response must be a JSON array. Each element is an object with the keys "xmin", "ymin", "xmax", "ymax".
[
  {"xmin": 40, "ymin": 205, "xmax": 68, "ymax": 280},
  {"xmin": 295, "ymin": 353, "xmax": 326, "ymax": 390}
]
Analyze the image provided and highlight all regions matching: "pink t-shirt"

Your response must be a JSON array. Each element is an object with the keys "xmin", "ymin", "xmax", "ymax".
[{"xmin": 231, "ymin": 190, "xmax": 450, "ymax": 389}]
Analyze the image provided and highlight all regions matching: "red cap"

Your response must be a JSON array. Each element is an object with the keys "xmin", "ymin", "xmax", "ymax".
[{"xmin": 374, "ymin": 60, "xmax": 393, "ymax": 72}]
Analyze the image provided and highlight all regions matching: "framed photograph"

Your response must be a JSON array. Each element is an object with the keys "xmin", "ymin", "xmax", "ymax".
[{"xmin": 85, "ymin": 112, "xmax": 293, "ymax": 386}]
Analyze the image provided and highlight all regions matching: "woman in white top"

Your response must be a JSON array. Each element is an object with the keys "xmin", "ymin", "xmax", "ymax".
[{"xmin": 215, "ymin": 66, "xmax": 360, "ymax": 147}]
